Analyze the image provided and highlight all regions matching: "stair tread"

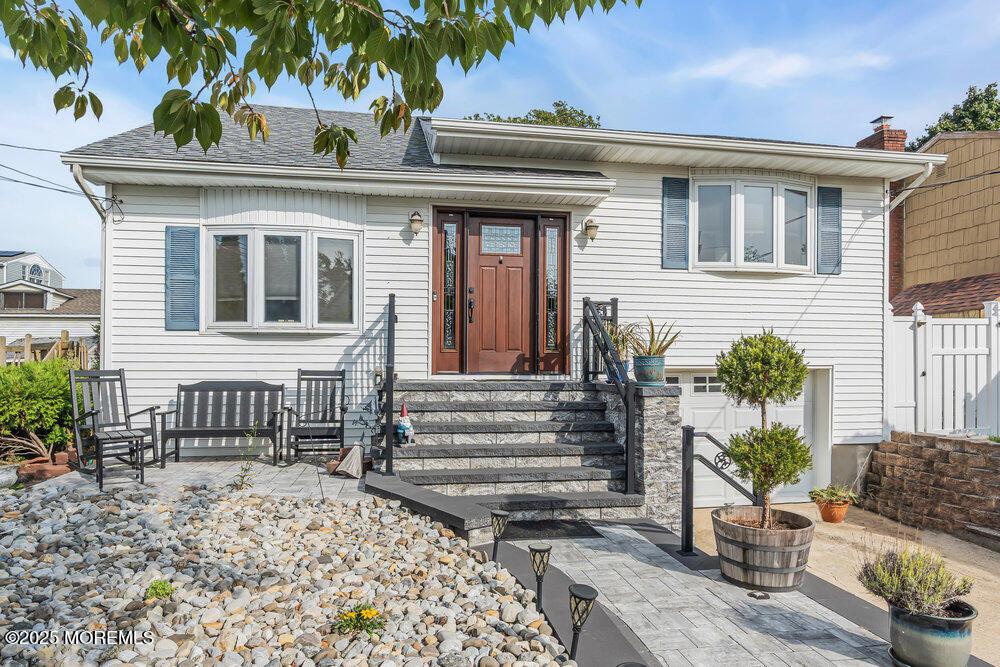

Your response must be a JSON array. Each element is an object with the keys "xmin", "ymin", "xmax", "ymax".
[
  {"xmin": 396, "ymin": 380, "xmax": 602, "ymax": 392},
  {"xmin": 400, "ymin": 465, "xmax": 625, "ymax": 484},
  {"xmin": 410, "ymin": 420, "xmax": 614, "ymax": 433},
  {"xmin": 396, "ymin": 401, "xmax": 605, "ymax": 412},
  {"xmin": 476, "ymin": 490, "xmax": 644, "ymax": 510},
  {"xmin": 393, "ymin": 442, "xmax": 623, "ymax": 458}
]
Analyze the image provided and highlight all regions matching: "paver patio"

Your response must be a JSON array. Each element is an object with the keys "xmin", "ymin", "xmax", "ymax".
[
  {"xmin": 513, "ymin": 524, "xmax": 891, "ymax": 667},
  {"xmin": 39, "ymin": 458, "xmax": 366, "ymax": 502}
]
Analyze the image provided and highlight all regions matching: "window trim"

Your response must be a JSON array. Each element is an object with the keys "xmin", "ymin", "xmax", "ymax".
[
  {"xmin": 312, "ymin": 230, "xmax": 362, "ymax": 332},
  {"xmin": 257, "ymin": 230, "xmax": 307, "ymax": 329},
  {"xmin": 204, "ymin": 226, "xmax": 363, "ymax": 334},
  {"xmin": 690, "ymin": 176, "xmax": 815, "ymax": 274}
]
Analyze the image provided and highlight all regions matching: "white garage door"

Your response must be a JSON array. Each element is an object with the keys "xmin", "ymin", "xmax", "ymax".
[{"xmin": 671, "ymin": 371, "xmax": 817, "ymax": 508}]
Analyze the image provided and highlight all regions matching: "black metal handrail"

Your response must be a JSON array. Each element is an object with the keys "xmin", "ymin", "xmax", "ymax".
[
  {"xmin": 381, "ymin": 293, "xmax": 397, "ymax": 475},
  {"xmin": 679, "ymin": 425, "xmax": 763, "ymax": 555},
  {"xmin": 580, "ymin": 297, "xmax": 637, "ymax": 495},
  {"xmin": 581, "ymin": 297, "xmax": 619, "ymax": 386}
]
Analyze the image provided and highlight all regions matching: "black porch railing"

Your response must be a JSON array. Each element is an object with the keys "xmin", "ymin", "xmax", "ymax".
[
  {"xmin": 380, "ymin": 293, "xmax": 397, "ymax": 475},
  {"xmin": 679, "ymin": 425, "xmax": 763, "ymax": 555},
  {"xmin": 580, "ymin": 297, "xmax": 638, "ymax": 496}
]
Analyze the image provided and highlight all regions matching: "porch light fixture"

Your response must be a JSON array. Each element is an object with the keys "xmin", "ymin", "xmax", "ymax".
[
  {"xmin": 490, "ymin": 509, "xmax": 510, "ymax": 561},
  {"xmin": 568, "ymin": 583, "xmax": 599, "ymax": 660},
  {"xmin": 528, "ymin": 543, "xmax": 552, "ymax": 613},
  {"xmin": 584, "ymin": 218, "xmax": 599, "ymax": 242},
  {"xmin": 409, "ymin": 210, "xmax": 424, "ymax": 236}
]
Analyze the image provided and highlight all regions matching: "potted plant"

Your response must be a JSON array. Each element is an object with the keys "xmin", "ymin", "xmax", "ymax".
[
  {"xmin": 809, "ymin": 484, "xmax": 858, "ymax": 523},
  {"xmin": 603, "ymin": 321, "xmax": 636, "ymax": 384},
  {"xmin": 629, "ymin": 318, "xmax": 680, "ymax": 386},
  {"xmin": 858, "ymin": 546, "xmax": 976, "ymax": 667},
  {"xmin": 710, "ymin": 330, "xmax": 814, "ymax": 592}
]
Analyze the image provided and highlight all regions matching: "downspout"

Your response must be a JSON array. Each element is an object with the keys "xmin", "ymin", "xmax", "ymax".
[
  {"xmin": 888, "ymin": 161, "xmax": 934, "ymax": 212},
  {"xmin": 72, "ymin": 164, "xmax": 108, "ymax": 219}
]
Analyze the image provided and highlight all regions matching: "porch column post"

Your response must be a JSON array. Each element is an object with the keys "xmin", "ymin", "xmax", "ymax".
[{"xmin": 913, "ymin": 302, "xmax": 928, "ymax": 432}]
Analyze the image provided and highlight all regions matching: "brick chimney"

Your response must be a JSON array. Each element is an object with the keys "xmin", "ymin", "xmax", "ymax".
[{"xmin": 858, "ymin": 116, "xmax": 907, "ymax": 299}]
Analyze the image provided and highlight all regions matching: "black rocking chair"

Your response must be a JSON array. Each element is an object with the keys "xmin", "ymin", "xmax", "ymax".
[
  {"xmin": 286, "ymin": 369, "xmax": 348, "ymax": 460},
  {"xmin": 69, "ymin": 369, "xmax": 159, "ymax": 491}
]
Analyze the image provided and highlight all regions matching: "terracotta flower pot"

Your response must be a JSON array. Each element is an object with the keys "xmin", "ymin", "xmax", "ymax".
[{"xmin": 816, "ymin": 501, "xmax": 850, "ymax": 523}]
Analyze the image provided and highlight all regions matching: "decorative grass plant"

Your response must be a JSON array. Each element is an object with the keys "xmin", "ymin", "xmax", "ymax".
[{"xmin": 858, "ymin": 547, "xmax": 972, "ymax": 616}]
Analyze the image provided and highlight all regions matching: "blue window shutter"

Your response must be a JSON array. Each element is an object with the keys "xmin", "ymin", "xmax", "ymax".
[
  {"xmin": 164, "ymin": 226, "xmax": 200, "ymax": 330},
  {"xmin": 817, "ymin": 186, "xmax": 843, "ymax": 275},
  {"xmin": 661, "ymin": 177, "xmax": 690, "ymax": 269}
]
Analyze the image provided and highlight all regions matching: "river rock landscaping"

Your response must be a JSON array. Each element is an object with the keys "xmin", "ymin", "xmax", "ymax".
[{"xmin": 0, "ymin": 483, "xmax": 570, "ymax": 666}]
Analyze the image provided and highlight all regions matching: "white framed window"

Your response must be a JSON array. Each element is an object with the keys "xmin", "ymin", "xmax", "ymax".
[
  {"xmin": 691, "ymin": 177, "xmax": 814, "ymax": 273},
  {"xmin": 206, "ymin": 227, "xmax": 362, "ymax": 332}
]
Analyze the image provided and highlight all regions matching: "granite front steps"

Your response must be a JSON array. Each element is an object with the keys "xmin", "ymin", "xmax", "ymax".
[{"xmin": 366, "ymin": 380, "xmax": 644, "ymax": 540}]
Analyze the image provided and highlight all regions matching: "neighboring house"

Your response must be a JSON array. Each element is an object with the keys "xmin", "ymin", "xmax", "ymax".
[
  {"xmin": 62, "ymin": 107, "xmax": 946, "ymax": 506},
  {"xmin": 884, "ymin": 130, "xmax": 1000, "ymax": 317},
  {"xmin": 0, "ymin": 250, "xmax": 100, "ymax": 354}
]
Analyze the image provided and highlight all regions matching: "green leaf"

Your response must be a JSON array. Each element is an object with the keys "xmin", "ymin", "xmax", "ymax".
[
  {"xmin": 73, "ymin": 94, "xmax": 88, "ymax": 120},
  {"xmin": 87, "ymin": 92, "xmax": 103, "ymax": 119},
  {"xmin": 53, "ymin": 85, "xmax": 75, "ymax": 112}
]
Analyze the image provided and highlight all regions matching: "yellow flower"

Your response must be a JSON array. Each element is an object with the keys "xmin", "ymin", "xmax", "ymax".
[
  {"xmin": 361, "ymin": 608, "xmax": 379, "ymax": 619},
  {"xmin": 342, "ymin": 611, "xmax": 357, "ymax": 619}
]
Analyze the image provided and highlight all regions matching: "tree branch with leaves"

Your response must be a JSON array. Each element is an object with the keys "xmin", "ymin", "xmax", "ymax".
[{"xmin": 1, "ymin": 0, "xmax": 640, "ymax": 165}]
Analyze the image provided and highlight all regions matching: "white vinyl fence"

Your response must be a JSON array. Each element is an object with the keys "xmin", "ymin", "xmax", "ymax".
[{"xmin": 889, "ymin": 301, "xmax": 1000, "ymax": 436}]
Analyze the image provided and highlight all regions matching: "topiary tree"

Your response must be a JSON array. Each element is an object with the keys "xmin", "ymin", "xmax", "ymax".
[
  {"xmin": 716, "ymin": 331, "xmax": 812, "ymax": 528},
  {"xmin": 716, "ymin": 330, "xmax": 809, "ymax": 430},
  {"xmin": 727, "ymin": 424, "xmax": 812, "ymax": 528}
]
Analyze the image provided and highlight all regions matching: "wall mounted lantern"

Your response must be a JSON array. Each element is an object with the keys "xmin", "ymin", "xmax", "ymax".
[
  {"xmin": 584, "ymin": 218, "xmax": 599, "ymax": 242},
  {"xmin": 409, "ymin": 210, "xmax": 425, "ymax": 236}
]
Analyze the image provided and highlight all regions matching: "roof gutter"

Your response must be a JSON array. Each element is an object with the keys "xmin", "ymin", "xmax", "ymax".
[
  {"xmin": 72, "ymin": 164, "xmax": 108, "ymax": 221},
  {"xmin": 888, "ymin": 161, "xmax": 935, "ymax": 212}
]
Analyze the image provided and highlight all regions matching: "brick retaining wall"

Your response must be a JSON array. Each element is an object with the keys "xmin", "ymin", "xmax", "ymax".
[{"xmin": 865, "ymin": 431, "xmax": 1000, "ymax": 550}]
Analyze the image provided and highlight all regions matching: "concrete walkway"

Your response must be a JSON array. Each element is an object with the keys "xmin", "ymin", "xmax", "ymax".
[
  {"xmin": 513, "ymin": 524, "xmax": 890, "ymax": 667},
  {"xmin": 35, "ymin": 458, "xmax": 366, "ymax": 502}
]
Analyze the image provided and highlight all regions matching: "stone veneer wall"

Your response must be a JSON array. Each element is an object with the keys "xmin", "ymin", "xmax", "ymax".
[
  {"xmin": 600, "ymin": 385, "xmax": 683, "ymax": 530},
  {"xmin": 865, "ymin": 431, "xmax": 1000, "ymax": 549}
]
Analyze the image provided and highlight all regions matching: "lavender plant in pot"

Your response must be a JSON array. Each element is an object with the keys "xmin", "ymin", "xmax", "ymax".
[
  {"xmin": 858, "ymin": 546, "xmax": 976, "ymax": 667},
  {"xmin": 629, "ymin": 318, "xmax": 679, "ymax": 387}
]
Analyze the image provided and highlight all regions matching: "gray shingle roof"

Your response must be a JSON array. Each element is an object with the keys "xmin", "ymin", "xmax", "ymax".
[
  {"xmin": 68, "ymin": 106, "xmax": 605, "ymax": 179},
  {"xmin": 0, "ymin": 251, "xmax": 26, "ymax": 258},
  {"xmin": 0, "ymin": 288, "xmax": 100, "ymax": 315}
]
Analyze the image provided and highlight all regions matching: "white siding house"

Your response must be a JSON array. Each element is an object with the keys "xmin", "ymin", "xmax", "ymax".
[{"xmin": 63, "ymin": 107, "xmax": 947, "ymax": 494}]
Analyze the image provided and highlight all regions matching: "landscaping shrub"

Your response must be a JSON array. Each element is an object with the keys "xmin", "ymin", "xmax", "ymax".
[
  {"xmin": 858, "ymin": 546, "xmax": 972, "ymax": 616},
  {"xmin": 0, "ymin": 358, "xmax": 77, "ymax": 462},
  {"xmin": 716, "ymin": 331, "xmax": 812, "ymax": 528},
  {"xmin": 143, "ymin": 580, "xmax": 174, "ymax": 600}
]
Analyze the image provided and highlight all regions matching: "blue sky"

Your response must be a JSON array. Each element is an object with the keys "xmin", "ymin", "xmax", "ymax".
[{"xmin": 2, "ymin": 0, "xmax": 999, "ymax": 286}]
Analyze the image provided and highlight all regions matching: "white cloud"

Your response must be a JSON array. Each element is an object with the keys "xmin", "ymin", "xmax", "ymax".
[{"xmin": 672, "ymin": 48, "xmax": 890, "ymax": 88}]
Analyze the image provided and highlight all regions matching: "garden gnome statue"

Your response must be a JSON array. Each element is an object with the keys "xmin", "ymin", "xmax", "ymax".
[{"xmin": 395, "ymin": 402, "xmax": 415, "ymax": 446}]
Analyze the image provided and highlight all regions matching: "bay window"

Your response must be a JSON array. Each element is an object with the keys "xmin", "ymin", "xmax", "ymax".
[
  {"xmin": 207, "ymin": 228, "xmax": 360, "ymax": 331},
  {"xmin": 693, "ymin": 178, "xmax": 814, "ymax": 272}
]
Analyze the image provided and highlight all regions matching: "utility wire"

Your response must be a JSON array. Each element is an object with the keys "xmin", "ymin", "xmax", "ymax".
[
  {"xmin": 0, "ymin": 141, "xmax": 65, "ymax": 153},
  {"xmin": 0, "ymin": 161, "xmax": 94, "ymax": 196},
  {"xmin": 899, "ymin": 168, "xmax": 1000, "ymax": 192}
]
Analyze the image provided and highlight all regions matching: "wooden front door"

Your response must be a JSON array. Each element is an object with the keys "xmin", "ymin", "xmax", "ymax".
[
  {"xmin": 467, "ymin": 216, "xmax": 534, "ymax": 373},
  {"xmin": 432, "ymin": 210, "xmax": 568, "ymax": 375}
]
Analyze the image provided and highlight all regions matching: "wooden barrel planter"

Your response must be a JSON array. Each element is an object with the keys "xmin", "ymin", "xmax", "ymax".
[{"xmin": 711, "ymin": 506, "xmax": 815, "ymax": 592}]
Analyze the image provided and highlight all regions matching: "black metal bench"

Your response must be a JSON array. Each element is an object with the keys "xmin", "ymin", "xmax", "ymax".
[{"xmin": 159, "ymin": 381, "xmax": 285, "ymax": 465}]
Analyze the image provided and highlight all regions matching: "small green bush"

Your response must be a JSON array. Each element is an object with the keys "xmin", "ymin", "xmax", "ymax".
[
  {"xmin": 989, "ymin": 435, "xmax": 1000, "ymax": 444},
  {"xmin": 144, "ymin": 580, "xmax": 174, "ymax": 600},
  {"xmin": 333, "ymin": 603, "xmax": 385, "ymax": 636},
  {"xmin": 858, "ymin": 547, "xmax": 972, "ymax": 616},
  {"xmin": 727, "ymin": 423, "xmax": 813, "ymax": 528},
  {"xmin": 809, "ymin": 484, "xmax": 858, "ymax": 505},
  {"xmin": 716, "ymin": 330, "xmax": 808, "ymax": 430},
  {"xmin": 0, "ymin": 358, "xmax": 77, "ymax": 461}
]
